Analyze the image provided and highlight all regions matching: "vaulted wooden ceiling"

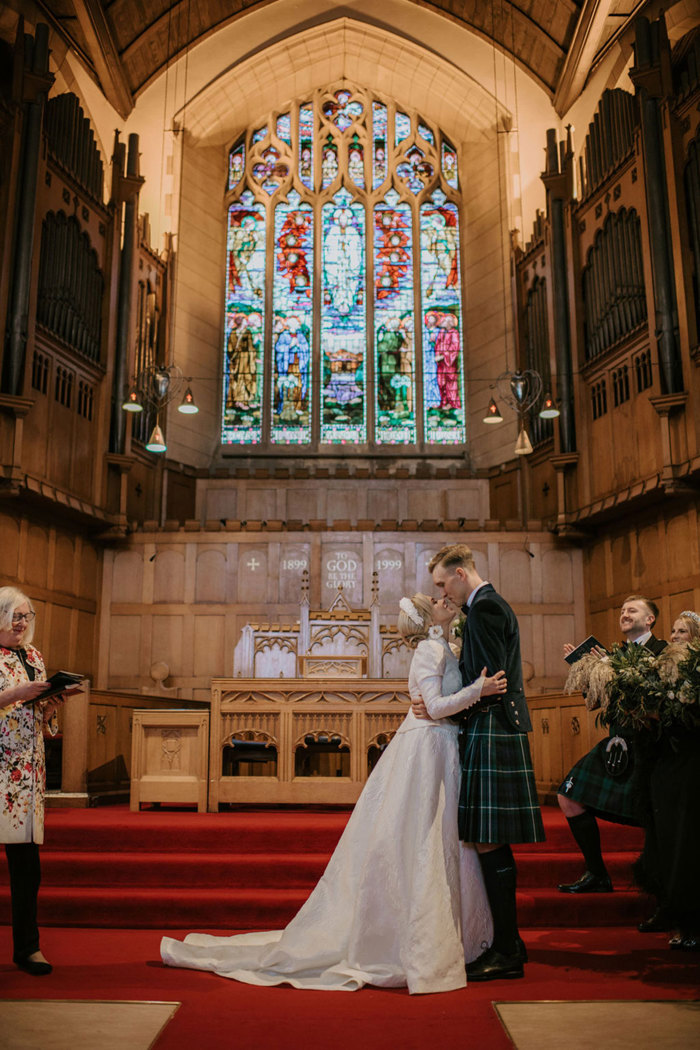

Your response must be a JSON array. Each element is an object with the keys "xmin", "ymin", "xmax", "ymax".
[{"xmin": 29, "ymin": 0, "xmax": 655, "ymax": 118}]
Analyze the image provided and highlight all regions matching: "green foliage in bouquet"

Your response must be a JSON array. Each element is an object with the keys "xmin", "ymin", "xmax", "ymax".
[
  {"xmin": 597, "ymin": 644, "xmax": 665, "ymax": 731},
  {"xmin": 452, "ymin": 613, "xmax": 466, "ymax": 640},
  {"xmin": 657, "ymin": 638, "xmax": 700, "ymax": 731}
]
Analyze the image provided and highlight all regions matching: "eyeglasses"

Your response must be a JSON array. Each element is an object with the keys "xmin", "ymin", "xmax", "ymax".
[{"xmin": 12, "ymin": 612, "xmax": 35, "ymax": 624}]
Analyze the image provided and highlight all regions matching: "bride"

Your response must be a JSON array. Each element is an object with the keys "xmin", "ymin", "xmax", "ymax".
[{"xmin": 161, "ymin": 594, "xmax": 506, "ymax": 994}]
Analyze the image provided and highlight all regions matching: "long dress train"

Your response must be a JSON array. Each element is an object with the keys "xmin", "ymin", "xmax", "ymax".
[{"xmin": 161, "ymin": 637, "xmax": 492, "ymax": 993}]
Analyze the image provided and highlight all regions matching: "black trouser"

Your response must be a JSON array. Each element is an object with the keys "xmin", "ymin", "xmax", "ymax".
[{"xmin": 4, "ymin": 842, "xmax": 41, "ymax": 959}]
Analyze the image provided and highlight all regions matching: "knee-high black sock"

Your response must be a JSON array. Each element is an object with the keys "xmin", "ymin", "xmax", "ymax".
[
  {"xmin": 566, "ymin": 811, "xmax": 608, "ymax": 878},
  {"xmin": 479, "ymin": 845, "xmax": 519, "ymax": 957}
]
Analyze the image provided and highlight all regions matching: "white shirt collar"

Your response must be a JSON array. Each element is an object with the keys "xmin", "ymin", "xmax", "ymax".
[
  {"xmin": 630, "ymin": 631, "xmax": 652, "ymax": 646},
  {"xmin": 467, "ymin": 581, "xmax": 490, "ymax": 608}
]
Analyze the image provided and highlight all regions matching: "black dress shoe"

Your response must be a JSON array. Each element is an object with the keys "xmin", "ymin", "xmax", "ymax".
[
  {"xmin": 638, "ymin": 908, "xmax": 671, "ymax": 933},
  {"xmin": 675, "ymin": 934, "xmax": 700, "ymax": 952},
  {"xmin": 516, "ymin": 936, "xmax": 528, "ymax": 963},
  {"xmin": 466, "ymin": 946, "xmax": 524, "ymax": 982},
  {"xmin": 558, "ymin": 871, "xmax": 613, "ymax": 894},
  {"xmin": 13, "ymin": 954, "xmax": 53, "ymax": 976}
]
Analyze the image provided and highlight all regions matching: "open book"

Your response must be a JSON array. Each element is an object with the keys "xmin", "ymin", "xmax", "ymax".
[
  {"xmin": 22, "ymin": 670, "xmax": 86, "ymax": 704},
  {"xmin": 564, "ymin": 636, "xmax": 607, "ymax": 665}
]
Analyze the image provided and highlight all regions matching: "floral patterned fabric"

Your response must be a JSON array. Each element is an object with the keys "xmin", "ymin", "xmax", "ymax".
[{"xmin": 0, "ymin": 645, "xmax": 55, "ymax": 844}]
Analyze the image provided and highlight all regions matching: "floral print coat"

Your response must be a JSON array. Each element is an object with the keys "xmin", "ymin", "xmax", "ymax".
[{"xmin": 0, "ymin": 645, "xmax": 56, "ymax": 844}]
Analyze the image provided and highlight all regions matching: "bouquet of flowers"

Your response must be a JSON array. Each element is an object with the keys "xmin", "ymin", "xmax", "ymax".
[
  {"xmin": 564, "ymin": 644, "xmax": 664, "ymax": 730},
  {"xmin": 656, "ymin": 639, "xmax": 700, "ymax": 730},
  {"xmin": 599, "ymin": 644, "xmax": 665, "ymax": 730}
]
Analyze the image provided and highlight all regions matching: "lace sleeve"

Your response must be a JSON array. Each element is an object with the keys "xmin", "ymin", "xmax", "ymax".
[{"xmin": 411, "ymin": 640, "xmax": 485, "ymax": 719}]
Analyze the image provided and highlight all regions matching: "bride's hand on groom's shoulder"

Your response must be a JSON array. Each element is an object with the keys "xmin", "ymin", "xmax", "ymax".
[{"xmin": 411, "ymin": 696, "xmax": 432, "ymax": 721}]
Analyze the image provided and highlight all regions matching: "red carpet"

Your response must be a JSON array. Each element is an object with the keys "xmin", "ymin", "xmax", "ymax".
[
  {"xmin": 0, "ymin": 925, "xmax": 698, "ymax": 1050},
  {"xmin": 1, "ymin": 806, "xmax": 698, "ymax": 1049},
  {"xmin": 0, "ymin": 805, "xmax": 653, "ymax": 930}
]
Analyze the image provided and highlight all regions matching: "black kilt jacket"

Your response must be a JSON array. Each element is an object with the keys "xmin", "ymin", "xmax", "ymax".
[
  {"xmin": 558, "ymin": 634, "xmax": 668, "ymax": 825},
  {"xmin": 456, "ymin": 584, "xmax": 544, "ymax": 844},
  {"xmin": 459, "ymin": 583, "xmax": 532, "ymax": 733}
]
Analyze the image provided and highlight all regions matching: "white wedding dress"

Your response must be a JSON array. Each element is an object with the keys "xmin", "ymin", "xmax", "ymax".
[{"xmin": 161, "ymin": 636, "xmax": 492, "ymax": 994}]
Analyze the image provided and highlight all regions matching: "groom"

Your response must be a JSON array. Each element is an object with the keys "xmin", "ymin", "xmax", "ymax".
[{"xmin": 424, "ymin": 544, "xmax": 544, "ymax": 980}]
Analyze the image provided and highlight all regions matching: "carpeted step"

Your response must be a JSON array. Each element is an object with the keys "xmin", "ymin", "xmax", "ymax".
[
  {"xmin": 0, "ymin": 883, "xmax": 652, "ymax": 931},
  {"xmin": 0, "ymin": 848, "xmax": 640, "ymax": 891}
]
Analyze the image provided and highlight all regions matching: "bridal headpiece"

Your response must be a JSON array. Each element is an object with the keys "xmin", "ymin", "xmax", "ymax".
[
  {"xmin": 680, "ymin": 610, "xmax": 700, "ymax": 625},
  {"xmin": 399, "ymin": 597, "xmax": 422, "ymax": 627}
]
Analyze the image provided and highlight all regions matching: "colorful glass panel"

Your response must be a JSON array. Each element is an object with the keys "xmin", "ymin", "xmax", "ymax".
[
  {"xmin": 222, "ymin": 192, "xmax": 266, "ymax": 445},
  {"xmin": 321, "ymin": 136, "xmax": 339, "ymax": 189},
  {"xmin": 348, "ymin": 134, "xmax": 364, "ymax": 188},
  {"xmin": 228, "ymin": 142, "xmax": 245, "ymax": 190},
  {"xmin": 252, "ymin": 146, "xmax": 289, "ymax": 195},
  {"xmin": 418, "ymin": 121, "xmax": 435, "ymax": 145},
  {"xmin": 374, "ymin": 190, "xmax": 416, "ymax": 444},
  {"xmin": 299, "ymin": 103, "xmax": 314, "ymax": 190},
  {"xmin": 441, "ymin": 139, "xmax": 459, "ymax": 189},
  {"xmin": 276, "ymin": 112, "xmax": 291, "ymax": 145},
  {"xmin": 251, "ymin": 125, "xmax": 267, "ymax": 144},
  {"xmin": 321, "ymin": 188, "xmax": 366, "ymax": 444},
  {"xmin": 396, "ymin": 111, "xmax": 411, "ymax": 145},
  {"xmin": 372, "ymin": 102, "xmax": 387, "ymax": 189},
  {"xmin": 397, "ymin": 146, "xmax": 434, "ymax": 195},
  {"xmin": 420, "ymin": 190, "xmax": 466, "ymax": 443},
  {"xmin": 323, "ymin": 90, "xmax": 363, "ymax": 131},
  {"xmin": 272, "ymin": 191, "xmax": 313, "ymax": 445}
]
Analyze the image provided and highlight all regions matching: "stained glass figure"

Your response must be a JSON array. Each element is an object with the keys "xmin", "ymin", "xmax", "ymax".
[
  {"xmin": 372, "ymin": 102, "xmax": 387, "ymax": 189},
  {"xmin": 441, "ymin": 139, "xmax": 459, "ymax": 189},
  {"xmin": 420, "ymin": 190, "xmax": 465, "ymax": 443},
  {"xmin": 299, "ymin": 104, "xmax": 314, "ymax": 190},
  {"xmin": 397, "ymin": 147, "xmax": 434, "ymax": 195},
  {"xmin": 251, "ymin": 125, "xmax": 268, "ymax": 145},
  {"xmin": 396, "ymin": 111, "xmax": 411, "ymax": 145},
  {"xmin": 321, "ymin": 136, "xmax": 339, "ymax": 189},
  {"xmin": 348, "ymin": 134, "xmax": 365, "ymax": 188},
  {"xmin": 222, "ymin": 192, "xmax": 266, "ymax": 444},
  {"xmin": 321, "ymin": 188, "xmax": 366, "ymax": 443},
  {"xmin": 374, "ymin": 189, "xmax": 416, "ymax": 444},
  {"xmin": 228, "ymin": 142, "xmax": 245, "ymax": 190},
  {"xmin": 418, "ymin": 121, "xmax": 435, "ymax": 145},
  {"xmin": 252, "ymin": 147, "xmax": 289, "ymax": 195},
  {"xmin": 272, "ymin": 191, "xmax": 313, "ymax": 444},
  {"xmin": 276, "ymin": 113, "xmax": 291, "ymax": 145},
  {"xmin": 323, "ymin": 90, "xmax": 363, "ymax": 131}
]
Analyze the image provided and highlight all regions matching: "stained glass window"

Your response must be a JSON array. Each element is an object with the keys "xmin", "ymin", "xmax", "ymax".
[
  {"xmin": 223, "ymin": 86, "xmax": 465, "ymax": 450},
  {"xmin": 321, "ymin": 189, "xmax": 366, "ymax": 444},
  {"xmin": 272, "ymin": 191, "xmax": 313, "ymax": 444}
]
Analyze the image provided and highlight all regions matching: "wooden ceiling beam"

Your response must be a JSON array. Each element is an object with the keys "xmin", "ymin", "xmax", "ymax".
[
  {"xmin": 71, "ymin": 0, "xmax": 133, "ymax": 118},
  {"xmin": 553, "ymin": 0, "xmax": 616, "ymax": 116}
]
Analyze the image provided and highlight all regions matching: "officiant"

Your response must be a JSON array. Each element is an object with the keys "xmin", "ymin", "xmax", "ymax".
[{"xmin": 0, "ymin": 586, "xmax": 60, "ymax": 976}]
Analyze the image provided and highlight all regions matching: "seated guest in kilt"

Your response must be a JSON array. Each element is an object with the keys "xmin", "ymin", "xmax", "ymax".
[
  {"xmin": 557, "ymin": 595, "xmax": 667, "ymax": 894},
  {"xmin": 635, "ymin": 610, "xmax": 700, "ymax": 949},
  {"xmin": 415, "ymin": 544, "xmax": 544, "ymax": 983}
]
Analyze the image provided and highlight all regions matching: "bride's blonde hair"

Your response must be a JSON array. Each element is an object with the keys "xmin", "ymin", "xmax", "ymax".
[{"xmin": 397, "ymin": 593, "xmax": 435, "ymax": 649}]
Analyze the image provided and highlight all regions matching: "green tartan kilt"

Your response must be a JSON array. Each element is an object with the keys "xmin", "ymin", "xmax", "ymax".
[
  {"xmin": 458, "ymin": 707, "xmax": 545, "ymax": 845},
  {"xmin": 558, "ymin": 733, "xmax": 642, "ymax": 826}
]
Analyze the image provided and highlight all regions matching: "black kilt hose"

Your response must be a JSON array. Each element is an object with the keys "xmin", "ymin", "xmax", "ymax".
[{"xmin": 458, "ymin": 584, "xmax": 545, "ymax": 845}]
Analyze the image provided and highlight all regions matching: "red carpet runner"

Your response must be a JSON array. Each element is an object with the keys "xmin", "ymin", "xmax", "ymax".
[{"xmin": 0, "ymin": 805, "xmax": 650, "ymax": 930}]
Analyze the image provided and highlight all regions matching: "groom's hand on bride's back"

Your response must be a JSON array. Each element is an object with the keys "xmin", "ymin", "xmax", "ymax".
[{"xmin": 411, "ymin": 696, "xmax": 432, "ymax": 720}]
